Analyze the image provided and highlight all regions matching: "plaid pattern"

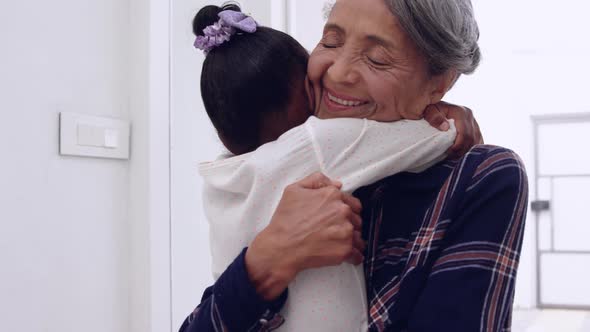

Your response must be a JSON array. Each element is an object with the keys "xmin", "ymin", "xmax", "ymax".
[
  {"xmin": 179, "ymin": 249, "xmax": 288, "ymax": 332},
  {"xmin": 359, "ymin": 145, "xmax": 528, "ymax": 332}
]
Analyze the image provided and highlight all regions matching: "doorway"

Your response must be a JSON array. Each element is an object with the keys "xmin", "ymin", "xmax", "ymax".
[{"xmin": 532, "ymin": 113, "xmax": 590, "ymax": 309}]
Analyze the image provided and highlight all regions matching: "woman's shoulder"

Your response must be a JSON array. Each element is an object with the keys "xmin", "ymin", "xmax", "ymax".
[
  {"xmin": 443, "ymin": 144, "xmax": 528, "ymax": 192},
  {"xmin": 458, "ymin": 145, "xmax": 525, "ymax": 172},
  {"xmin": 355, "ymin": 145, "xmax": 528, "ymax": 212}
]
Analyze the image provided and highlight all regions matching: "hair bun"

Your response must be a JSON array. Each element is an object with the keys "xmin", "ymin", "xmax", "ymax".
[{"xmin": 193, "ymin": 2, "xmax": 242, "ymax": 36}]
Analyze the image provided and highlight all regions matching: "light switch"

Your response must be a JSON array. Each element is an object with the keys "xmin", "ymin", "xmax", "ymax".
[
  {"xmin": 104, "ymin": 129, "xmax": 119, "ymax": 148},
  {"xmin": 60, "ymin": 112, "xmax": 130, "ymax": 160},
  {"xmin": 77, "ymin": 124, "xmax": 105, "ymax": 147}
]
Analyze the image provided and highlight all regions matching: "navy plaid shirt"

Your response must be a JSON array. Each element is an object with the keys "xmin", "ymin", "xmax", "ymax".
[{"xmin": 179, "ymin": 145, "xmax": 528, "ymax": 332}]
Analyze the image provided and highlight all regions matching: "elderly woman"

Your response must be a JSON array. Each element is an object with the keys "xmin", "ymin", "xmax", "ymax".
[{"xmin": 180, "ymin": 0, "xmax": 527, "ymax": 331}]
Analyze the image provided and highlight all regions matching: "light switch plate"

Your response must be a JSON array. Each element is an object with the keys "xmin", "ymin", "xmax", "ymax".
[
  {"xmin": 103, "ymin": 129, "xmax": 119, "ymax": 149},
  {"xmin": 59, "ymin": 112, "xmax": 130, "ymax": 160}
]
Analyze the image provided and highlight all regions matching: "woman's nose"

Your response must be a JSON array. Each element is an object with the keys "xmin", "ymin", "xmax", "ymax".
[{"xmin": 326, "ymin": 54, "xmax": 360, "ymax": 86}]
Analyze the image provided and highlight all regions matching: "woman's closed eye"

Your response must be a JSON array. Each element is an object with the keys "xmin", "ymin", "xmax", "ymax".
[
  {"xmin": 319, "ymin": 32, "xmax": 343, "ymax": 49},
  {"xmin": 366, "ymin": 56, "xmax": 389, "ymax": 67},
  {"xmin": 365, "ymin": 47, "xmax": 392, "ymax": 69},
  {"xmin": 365, "ymin": 54, "xmax": 392, "ymax": 68},
  {"xmin": 365, "ymin": 49, "xmax": 394, "ymax": 68},
  {"xmin": 321, "ymin": 41, "xmax": 340, "ymax": 49}
]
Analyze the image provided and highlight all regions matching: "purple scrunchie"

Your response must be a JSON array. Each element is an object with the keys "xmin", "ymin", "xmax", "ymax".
[{"xmin": 194, "ymin": 10, "xmax": 258, "ymax": 54}]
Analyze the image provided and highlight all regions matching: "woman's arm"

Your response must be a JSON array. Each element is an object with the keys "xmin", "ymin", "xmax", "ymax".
[
  {"xmin": 179, "ymin": 173, "xmax": 364, "ymax": 332},
  {"xmin": 178, "ymin": 249, "xmax": 288, "ymax": 332}
]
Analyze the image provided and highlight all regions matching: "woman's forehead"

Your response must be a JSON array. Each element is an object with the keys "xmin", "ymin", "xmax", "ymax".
[
  {"xmin": 328, "ymin": 0, "xmax": 407, "ymax": 48},
  {"xmin": 330, "ymin": 0, "xmax": 395, "ymax": 24}
]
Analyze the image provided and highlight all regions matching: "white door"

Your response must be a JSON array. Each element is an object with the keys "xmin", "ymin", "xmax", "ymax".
[{"xmin": 532, "ymin": 114, "xmax": 590, "ymax": 309}]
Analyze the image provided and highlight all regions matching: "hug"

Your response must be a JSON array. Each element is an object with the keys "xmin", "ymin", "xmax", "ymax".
[{"xmin": 181, "ymin": 0, "xmax": 528, "ymax": 331}]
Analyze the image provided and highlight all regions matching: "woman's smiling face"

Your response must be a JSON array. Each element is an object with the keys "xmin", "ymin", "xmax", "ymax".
[{"xmin": 308, "ymin": 0, "xmax": 448, "ymax": 121}]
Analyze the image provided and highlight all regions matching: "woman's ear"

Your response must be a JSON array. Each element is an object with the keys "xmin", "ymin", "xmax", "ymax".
[{"xmin": 429, "ymin": 70, "xmax": 459, "ymax": 104}]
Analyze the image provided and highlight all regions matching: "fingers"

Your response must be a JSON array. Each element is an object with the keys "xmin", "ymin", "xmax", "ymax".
[
  {"xmin": 344, "ymin": 221, "xmax": 366, "ymax": 266},
  {"xmin": 447, "ymin": 134, "xmax": 466, "ymax": 159},
  {"xmin": 290, "ymin": 174, "xmax": 366, "ymax": 268},
  {"xmin": 423, "ymin": 104, "xmax": 450, "ymax": 131},
  {"xmin": 447, "ymin": 134, "xmax": 474, "ymax": 159},
  {"xmin": 334, "ymin": 208, "xmax": 365, "ymax": 265},
  {"xmin": 349, "ymin": 210, "xmax": 362, "ymax": 231},
  {"xmin": 298, "ymin": 172, "xmax": 340, "ymax": 190},
  {"xmin": 339, "ymin": 226, "xmax": 364, "ymax": 266},
  {"xmin": 353, "ymin": 230, "xmax": 366, "ymax": 253},
  {"xmin": 445, "ymin": 105, "xmax": 476, "ymax": 159},
  {"xmin": 341, "ymin": 192, "xmax": 362, "ymax": 214},
  {"xmin": 331, "ymin": 179, "xmax": 343, "ymax": 189},
  {"xmin": 346, "ymin": 247, "xmax": 364, "ymax": 266},
  {"xmin": 331, "ymin": 199, "xmax": 361, "ymax": 231}
]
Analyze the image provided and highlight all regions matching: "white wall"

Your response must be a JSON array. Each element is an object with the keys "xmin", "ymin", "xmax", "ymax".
[{"xmin": 0, "ymin": 0, "xmax": 131, "ymax": 331}]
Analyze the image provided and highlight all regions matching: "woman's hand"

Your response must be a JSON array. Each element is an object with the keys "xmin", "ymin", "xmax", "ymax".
[
  {"xmin": 245, "ymin": 172, "xmax": 364, "ymax": 301},
  {"xmin": 423, "ymin": 101, "xmax": 484, "ymax": 159}
]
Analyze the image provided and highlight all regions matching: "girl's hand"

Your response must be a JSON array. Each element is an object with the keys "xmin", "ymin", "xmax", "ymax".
[{"xmin": 423, "ymin": 101, "xmax": 484, "ymax": 159}]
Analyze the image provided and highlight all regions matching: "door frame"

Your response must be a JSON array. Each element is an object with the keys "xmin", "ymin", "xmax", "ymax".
[
  {"xmin": 129, "ymin": 0, "xmax": 173, "ymax": 329},
  {"xmin": 532, "ymin": 112, "xmax": 590, "ymax": 310}
]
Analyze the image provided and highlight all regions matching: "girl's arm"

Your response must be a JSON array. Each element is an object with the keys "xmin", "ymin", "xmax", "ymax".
[{"xmin": 306, "ymin": 117, "xmax": 457, "ymax": 192}]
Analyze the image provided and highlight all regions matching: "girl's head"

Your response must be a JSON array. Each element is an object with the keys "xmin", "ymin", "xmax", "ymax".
[{"xmin": 193, "ymin": 3, "xmax": 311, "ymax": 155}]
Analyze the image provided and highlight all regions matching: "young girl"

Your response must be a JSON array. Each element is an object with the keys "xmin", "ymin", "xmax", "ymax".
[{"xmin": 193, "ymin": 3, "xmax": 456, "ymax": 331}]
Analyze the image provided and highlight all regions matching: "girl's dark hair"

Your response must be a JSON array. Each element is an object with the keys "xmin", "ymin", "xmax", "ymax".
[{"xmin": 193, "ymin": 3, "xmax": 309, "ymax": 154}]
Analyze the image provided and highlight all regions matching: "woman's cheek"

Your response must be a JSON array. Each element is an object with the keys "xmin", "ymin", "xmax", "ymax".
[
  {"xmin": 308, "ymin": 49, "xmax": 333, "ymax": 82},
  {"xmin": 365, "ymin": 75, "xmax": 404, "ymax": 121}
]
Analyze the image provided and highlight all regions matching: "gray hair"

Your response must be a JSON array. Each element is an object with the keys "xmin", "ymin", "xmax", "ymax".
[{"xmin": 386, "ymin": 0, "xmax": 481, "ymax": 76}]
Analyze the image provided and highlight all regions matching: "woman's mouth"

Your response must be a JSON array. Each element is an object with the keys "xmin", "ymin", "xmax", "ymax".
[{"xmin": 323, "ymin": 89, "xmax": 369, "ymax": 111}]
